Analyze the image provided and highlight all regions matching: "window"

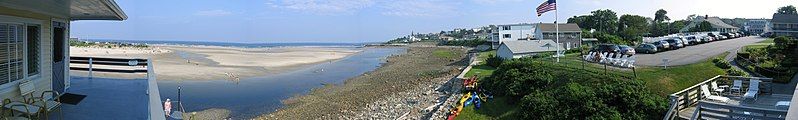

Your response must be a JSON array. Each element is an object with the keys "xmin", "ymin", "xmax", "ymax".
[
  {"xmin": 503, "ymin": 34, "xmax": 511, "ymax": 38},
  {"xmin": 502, "ymin": 26, "xmax": 510, "ymax": 30},
  {"xmin": 26, "ymin": 26, "xmax": 38, "ymax": 76},
  {"xmin": 0, "ymin": 23, "xmax": 25, "ymax": 84}
]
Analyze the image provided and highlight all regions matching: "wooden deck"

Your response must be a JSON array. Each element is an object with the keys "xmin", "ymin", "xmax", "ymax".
[{"xmin": 677, "ymin": 94, "xmax": 792, "ymax": 119}]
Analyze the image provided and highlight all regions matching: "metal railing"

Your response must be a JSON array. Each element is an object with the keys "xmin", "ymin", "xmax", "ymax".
[
  {"xmin": 68, "ymin": 57, "xmax": 165, "ymax": 120},
  {"xmin": 663, "ymin": 75, "xmax": 774, "ymax": 120}
]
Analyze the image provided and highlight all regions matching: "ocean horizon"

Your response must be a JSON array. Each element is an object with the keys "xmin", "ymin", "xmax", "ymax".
[{"xmin": 79, "ymin": 39, "xmax": 381, "ymax": 48}]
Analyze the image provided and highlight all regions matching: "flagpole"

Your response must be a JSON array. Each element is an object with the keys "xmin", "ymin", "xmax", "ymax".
[{"xmin": 555, "ymin": 2, "xmax": 560, "ymax": 63}]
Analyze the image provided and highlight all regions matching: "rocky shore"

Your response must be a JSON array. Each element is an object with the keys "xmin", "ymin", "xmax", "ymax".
[{"xmin": 260, "ymin": 46, "xmax": 469, "ymax": 119}]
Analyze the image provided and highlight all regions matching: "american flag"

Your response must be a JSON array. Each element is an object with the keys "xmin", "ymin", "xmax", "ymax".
[{"xmin": 536, "ymin": 0, "xmax": 556, "ymax": 16}]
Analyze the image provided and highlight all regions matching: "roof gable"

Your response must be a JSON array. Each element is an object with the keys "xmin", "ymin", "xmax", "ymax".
[{"xmin": 772, "ymin": 13, "xmax": 798, "ymax": 24}]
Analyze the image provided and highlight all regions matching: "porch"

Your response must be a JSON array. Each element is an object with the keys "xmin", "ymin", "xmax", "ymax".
[{"xmin": 50, "ymin": 76, "xmax": 149, "ymax": 119}]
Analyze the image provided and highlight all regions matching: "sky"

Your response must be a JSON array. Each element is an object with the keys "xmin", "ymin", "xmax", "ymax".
[{"xmin": 71, "ymin": 0, "xmax": 797, "ymax": 43}]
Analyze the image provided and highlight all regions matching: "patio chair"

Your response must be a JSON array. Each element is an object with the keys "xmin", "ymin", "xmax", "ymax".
[
  {"xmin": 31, "ymin": 91, "xmax": 62, "ymax": 120},
  {"xmin": 583, "ymin": 52, "xmax": 594, "ymax": 61},
  {"xmin": 3, "ymin": 99, "xmax": 39, "ymax": 120},
  {"xmin": 701, "ymin": 85, "xmax": 729, "ymax": 103},
  {"xmin": 614, "ymin": 55, "xmax": 628, "ymax": 66},
  {"xmin": 626, "ymin": 55, "xmax": 636, "ymax": 68},
  {"xmin": 602, "ymin": 53, "xmax": 615, "ymax": 64},
  {"xmin": 743, "ymin": 79, "xmax": 761, "ymax": 101},
  {"xmin": 710, "ymin": 81, "xmax": 725, "ymax": 95},
  {"xmin": 730, "ymin": 80, "xmax": 743, "ymax": 95}
]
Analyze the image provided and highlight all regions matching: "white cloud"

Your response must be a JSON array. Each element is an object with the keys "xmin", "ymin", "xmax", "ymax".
[
  {"xmin": 268, "ymin": 0, "xmax": 375, "ymax": 15},
  {"xmin": 194, "ymin": 10, "xmax": 233, "ymax": 16},
  {"xmin": 381, "ymin": 0, "xmax": 457, "ymax": 17}
]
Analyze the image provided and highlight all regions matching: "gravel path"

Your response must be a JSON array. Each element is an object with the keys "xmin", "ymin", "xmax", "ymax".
[{"xmin": 260, "ymin": 47, "xmax": 469, "ymax": 119}]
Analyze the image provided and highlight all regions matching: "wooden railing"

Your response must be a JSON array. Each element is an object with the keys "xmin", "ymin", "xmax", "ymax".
[
  {"xmin": 663, "ymin": 75, "xmax": 774, "ymax": 120},
  {"xmin": 691, "ymin": 100, "xmax": 787, "ymax": 120}
]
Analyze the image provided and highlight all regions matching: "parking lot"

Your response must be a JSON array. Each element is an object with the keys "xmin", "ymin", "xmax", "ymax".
[{"xmin": 634, "ymin": 36, "xmax": 767, "ymax": 66}]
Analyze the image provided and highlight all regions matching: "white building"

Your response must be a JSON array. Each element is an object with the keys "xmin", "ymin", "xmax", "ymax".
[
  {"xmin": 489, "ymin": 24, "xmax": 537, "ymax": 49},
  {"xmin": 496, "ymin": 40, "xmax": 558, "ymax": 60},
  {"xmin": 745, "ymin": 19, "xmax": 771, "ymax": 35}
]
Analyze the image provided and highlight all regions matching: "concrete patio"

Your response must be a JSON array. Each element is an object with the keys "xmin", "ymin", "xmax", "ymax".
[{"xmin": 49, "ymin": 76, "xmax": 149, "ymax": 120}]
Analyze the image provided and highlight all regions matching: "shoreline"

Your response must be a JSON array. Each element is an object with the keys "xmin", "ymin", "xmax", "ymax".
[
  {"xmin": 69, "ymin": 45, "xmax": 362, "ymax": 81},
  {"xmin": 261, "ymin": 46, "xmax": 469, "ymax": 119}
]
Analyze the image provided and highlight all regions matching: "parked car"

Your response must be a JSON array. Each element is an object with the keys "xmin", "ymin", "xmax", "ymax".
[
  {"xmin": 590, "ymin": 44, "xmax": 621, "ymax": 54},
  {"xmin": 618, "ymin": 45, "xmax": 636, "ymax": 56},
  {"xmin": 685, "ymin": 35, "xmax": 700, "ymax": 45},
  {"xmin": 707, "ymin": 33, "xmax": 719, "ymax": 41},
  {"xmin": 651, "ymin": 41, "xmax": 670, "ymax": 51},
  {"xmin": 702, "ymin": 35, "xmax": 714, "ymax": 42},
  {"xmin": 635, "ymin": 44, "xmax": 658, "ymax": 54},
  {"xmin": 664, "ymin": 39, "xmax": 684, "ymax": 49},
  {"xmin": 721, "ymin": 32, "xmax": 734, "ymax": 39}
]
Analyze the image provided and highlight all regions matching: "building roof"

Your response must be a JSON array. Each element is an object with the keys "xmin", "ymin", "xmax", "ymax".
[
  {"xmin": 772, "ymin": 13, "xmax": 798, "ymax": 24},
  {"xmin": 537, "ymin": 23, "xmax": 582, "ymax": 32},
  {"xmin": 681, "ymin": 16, "xmax": 739, "ymax": 31},
  {"xmin": 0, "ymin": 0, "xmax": 127, "ymax": 20},
  {"xmin": 500, "ymin": 40, "xmax": 558, "ymax": 54}
]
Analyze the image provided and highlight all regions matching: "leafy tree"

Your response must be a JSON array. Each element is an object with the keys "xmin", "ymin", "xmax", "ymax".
[
  {"xmin": 689, "ymin": 21, "xmax": 713, "ymax": 32},
  {"xmin": 596, "ymin": 33, "xmax": 626, "ymax": 44},
  {"xmin": 567, "ymin": 15, "xmax": 593, "ymax": 30},
  {"xmin": 654, "ymin": 9, "xmax": 670, "ymax": 22},
  {"xmin": 651, "ymin": 22, "xmax": 670, "ymax": 36},
  {"xmin": 590, "ymin": 9, "xmax": 619, "ymax": 34},
  {"xmin": 669, "ymin": 20, "xmax": 687, "ymax": 34},
  {"xmin": 618, "ymin": 15, "xmax": 649, "ymax": 44},
  {"xmin": 778, "ymin": 5, "xmax": 797, "ymax": 14}
]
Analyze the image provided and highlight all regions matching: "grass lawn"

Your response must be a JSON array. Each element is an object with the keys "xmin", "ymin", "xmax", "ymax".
[
  {"xmin": 454, "ymin": 52, "xmax": 729, "ymax": 119},
  {"xmin": 433, "ymin": 49, "xmax": 458, "ymax": 59},
  {"xmin": 455, "ymin": 96, "xmax": 521, "ymax": 120},
  {"xmin": 464, "ymin": 64, "xmax": 496, "ymax": 78},
  {"xmin": 476, "ymin": 50, "xmax": 496, "ymax": 62},
  {"xmin": 757, "ymin": 38, "xmax": 774, "ymax": 44}
]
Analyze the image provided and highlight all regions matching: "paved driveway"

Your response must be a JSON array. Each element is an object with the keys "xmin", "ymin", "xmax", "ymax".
[{"xmin": 635, "ymin": 36, "xmax": 767, "ymax": 66}]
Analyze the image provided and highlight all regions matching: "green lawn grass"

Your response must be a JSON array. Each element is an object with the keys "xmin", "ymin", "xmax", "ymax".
[
  {"xmin": 455, "ymin": 96, "xmax": 521, "ymax": 120},
  {"xmin": 454, "ymin": 52, "xmax": 729, "ymax": 119},
  {"xmin": 757, "ymin": 38, "xmax": 774, "ymax": 44},
  {"xmin": 433, "ymin": 49, "xmax": 458, "ymax": 59},
  {"xmin": 476, "ymin": 50, "xmax": 496, "ymax": 62},
  {"xmin": 464, "ymin": 64, "xmax": 496, "ymax": 78}
]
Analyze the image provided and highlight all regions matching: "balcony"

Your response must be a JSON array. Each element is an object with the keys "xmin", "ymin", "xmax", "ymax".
[{"xmin": 663, "ymin": 76, "xmax": 798, "ymax": 120}]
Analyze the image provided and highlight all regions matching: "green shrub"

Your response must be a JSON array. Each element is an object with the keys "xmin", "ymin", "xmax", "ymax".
[
  {"xmin": 726, "ymin": 69, "xmax": 748, "ymax": 76},
  {"xmin": 714, "ymin": 59, "xmax": 731, "ymax": 69},
  {"xmin": 712, "ymin": 57, "xmax": 723, "ymax": 63},
  {"xmin": 439, "ymin": 39, "xmax": 488, "ymax": 47},
  {"xmin": 485, "ymin": 55, "xmax": 503, "ymax": 68},
  {"xmin": 482, "ymin": 59, "xmax": 667, "ymax": 119}
]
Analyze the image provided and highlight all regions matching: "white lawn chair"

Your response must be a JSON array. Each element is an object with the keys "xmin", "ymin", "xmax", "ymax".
[
  {"xmin": 598, "ymin": 52, "xmax": 609, "ymax": 63},
  {"xmin": 625, "ymin": 56, "xmax": 636, "ymax": 68},
  {"xmin": 701, "ymin": 85, "xmax": 730, "ymax": 103},
  {"xmin": 710, "ymin": 81, "xmax": 725, "ymax": 95},
  {"xmin": 583, "ymin": 52, "xmax": 595, "ymax": 61},
  {"xmin": 603, "ymin": 53, "xmax": 615, "ymax": 64},
  {"xmin": 743, "ymin": 79, "xmax": 761, "ymax": 101},
  {"xmin": 614, "ymin": 55, "xmax": 628, "ymax": 66},
  {"xmin": 731, "ymin": 80, "xmax": 743, "ymax": 95}
]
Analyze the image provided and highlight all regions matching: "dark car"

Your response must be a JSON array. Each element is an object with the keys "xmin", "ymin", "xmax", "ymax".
[
  {"xmin": 651, "ymin": 41, "xmax": 670, "ymax": 51},
  {"xmin": 635, "ymin": 44, "xmax": 657, "ymax": 54},
  {"xmin": 664, "ymin": 39, "xmax": 684, "ymax": 49},
  {"xmin": 618, "ymin": 45, "xmax": 636, "ymax": 56},
  {"xmin": 590, "ymin": 44, "xmax": 621, "ymax": 54}
]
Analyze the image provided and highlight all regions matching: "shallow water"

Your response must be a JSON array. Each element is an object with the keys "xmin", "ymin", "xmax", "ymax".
[{"xmin": 157, "ymin": 47, "xmax": 406, "ymax": 119}]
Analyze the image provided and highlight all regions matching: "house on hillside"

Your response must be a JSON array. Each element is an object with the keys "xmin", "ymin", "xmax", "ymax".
[
  {"xmin": 534, "ymin": 23, "xmax": 582, "ymax": 50},
  {"xmin": 496, "ymin": 40, "xmax": 558, "ymax": 60},
  {"xmin": 771, "ymin": 13, "xmax": 798, "ymax": 38},
  {"xmin": 488, "ymin": 23, "xmax": 537, "ymax": 49},
  {"xmin": 681, "ymin": 16, "xmax": 739, "ymax": 33}
]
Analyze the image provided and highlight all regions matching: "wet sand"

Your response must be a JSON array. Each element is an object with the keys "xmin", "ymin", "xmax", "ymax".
[{"xmin": 69, "ymin": 45, "xmax": 361, "ymax": 81}]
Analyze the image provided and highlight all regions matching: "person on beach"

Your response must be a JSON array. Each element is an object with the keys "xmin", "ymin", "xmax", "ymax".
[{"xmin": 164, "ymin": 99, "xmax": 172, "ymax": 117}]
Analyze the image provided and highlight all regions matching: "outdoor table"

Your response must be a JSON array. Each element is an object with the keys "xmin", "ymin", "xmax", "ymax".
[
  {"xmin": 3, "ymin": 101, "xmax": 41, "ymax": 116},
  {"xmin": 718, "ymin": 85, "xmax": 730, "ymax": 95}
]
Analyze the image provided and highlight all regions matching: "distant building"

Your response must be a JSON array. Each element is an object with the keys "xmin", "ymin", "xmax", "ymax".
[
  {"xmin": 489, "ymin": 23, "xmax": 537, "ymax": 49},
  {"xmin": 744, "ymin": 19, "xmax": 771, "ymax": 35},
  {"xmin": 488, "ymin": 23, "xmax": 583, "ymax": 50},
  {"xmin": 534, "ymin": 23, "xmax": 582, "ymax": 50},
  {"xmin": 771, "ymin": 13, "xmax": 798, "ymax": 38},
  {"xmin": 496, "ymin": 40, "xmax": 558, "ymax": 60},
  {"xmin": 681, "ymin": 16, "xmax": 739, "ymax": 33}
]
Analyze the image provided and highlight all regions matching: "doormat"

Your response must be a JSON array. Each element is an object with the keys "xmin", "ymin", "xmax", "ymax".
[{"xmin": 58, "ymin": 93, "xmax": 87, "ymax": 105}]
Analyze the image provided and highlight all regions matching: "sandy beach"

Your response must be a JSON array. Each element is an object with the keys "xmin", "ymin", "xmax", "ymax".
[{"xmin": 69, "ymin": 45, "xmax": 361, "ymax": 81}]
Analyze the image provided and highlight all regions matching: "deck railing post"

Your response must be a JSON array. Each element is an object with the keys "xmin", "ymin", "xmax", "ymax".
[{"xmin": 88, "ymin": 58, "xmax": 93, "ymax": 79}]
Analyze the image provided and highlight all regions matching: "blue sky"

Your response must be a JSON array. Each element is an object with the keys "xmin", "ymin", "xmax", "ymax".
[{"xmin": 71, "ymin": 0, "xmax": 797, "ymax": 43}]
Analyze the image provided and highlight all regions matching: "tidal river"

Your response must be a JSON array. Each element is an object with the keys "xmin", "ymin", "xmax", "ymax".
[{"xmin": 157, "ymin": 47, "xmax": 406, "ymax": 119}]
